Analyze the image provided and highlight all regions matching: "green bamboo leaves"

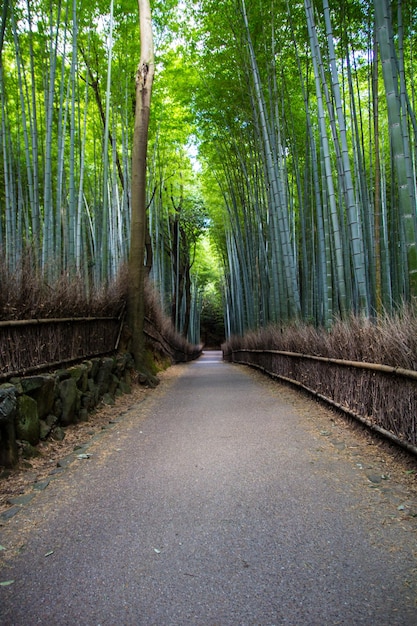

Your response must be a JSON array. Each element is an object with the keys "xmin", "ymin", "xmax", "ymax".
[
  {"xmin": 1, "ymin": 0, "xmax": 417, "ymax": 344},
  {"xmin": 241, "ymin": 0, "xmax": 301, "ymax": 322},
  {"xmin": 1, "ymin": 0, "xmax": 135, "ymax": 290},
  {"xmin": 195, "ymin": 0, "xmax": 417, "ymax": 337}
]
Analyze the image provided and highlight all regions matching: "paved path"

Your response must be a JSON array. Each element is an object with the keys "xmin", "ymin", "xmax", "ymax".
[{"xmin": 1, "ymin": 351, "xmax": 416, "ymax": 625}]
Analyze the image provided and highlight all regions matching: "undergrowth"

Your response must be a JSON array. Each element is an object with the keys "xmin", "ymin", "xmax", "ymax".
[
  {"xmin": 143, "ymin": 279, "xmax": 200, "ymax": 357},
  {"xmin": 0, "ymin": 255, "xmax": 200, "ymax": 362},
  {"xmin": 222, "ymin": 308, "xmax": 417, "ymax": 371},
  {"xmin": 0, "ymin": 256, "xmax": 127, "ymax": 319}
]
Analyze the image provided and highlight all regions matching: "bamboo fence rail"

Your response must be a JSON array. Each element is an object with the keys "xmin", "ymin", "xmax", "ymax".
[
  {"xmin": 226, "ymin": 348, "xmax": 417, "ymax": 455},
  {"xmin": 0, "ymin": 313, "xmax": 201, "ymax": 381},
  {"xmin": 0, "ymin": 316, "xmax": 122, "ymax": 379}
]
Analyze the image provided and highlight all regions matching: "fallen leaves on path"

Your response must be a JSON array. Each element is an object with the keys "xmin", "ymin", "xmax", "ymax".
[{"xmin": 0, "ymin": 382, "xmax": 151, "ymax": 515}]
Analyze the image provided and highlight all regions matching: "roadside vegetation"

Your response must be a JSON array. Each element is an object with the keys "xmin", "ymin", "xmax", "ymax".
[
  {"xmin": 0, "ymin": 253, "xmax": 126, "ymax": 321},
  {"xmin": 223, "ymin": 308, "xmax": 417, "ymax": 372},
  {"xmin": 0, "ymin": 253, "xmax": 200, "ymax": 364}
]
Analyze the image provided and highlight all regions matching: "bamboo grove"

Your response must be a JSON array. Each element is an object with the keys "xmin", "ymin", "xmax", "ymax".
[
  {"xmin": 0, "ymin": 0, "xmax": 208, "ymax": 343},
  {"xmin": 191, "ymin": 0, "xmax": 417, "ymax": 335},
  {"xmin": 1, "ymin": 0, "xmax": 417, "ymax": 344}
]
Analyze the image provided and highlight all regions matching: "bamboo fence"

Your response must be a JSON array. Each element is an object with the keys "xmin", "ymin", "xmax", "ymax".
[
  {"xmin": 0, "ymin": 317, "xmax": 123, "ymax": 379},
  {"xmin": 0, "ymin": 313, "xmax": 201, "ymax": 381},
  {"xmin": 225, "ymin": 348, "xmax": 417, "ymax": 455}
]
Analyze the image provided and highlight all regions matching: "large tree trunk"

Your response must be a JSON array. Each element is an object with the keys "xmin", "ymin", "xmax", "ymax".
[{"xmin": 128, "ymin": 0, "xmax": 154, "ymax": 368}]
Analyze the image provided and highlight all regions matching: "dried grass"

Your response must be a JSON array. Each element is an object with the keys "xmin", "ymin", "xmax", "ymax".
[
  {"xmin": 223, "ymin": 309, "xmax": 417, "ymax": 448},
  {"xmin": 0, "ymin": 255, "xmax": 128, "ymax": 320},
  {"xmin": 0, "ymin": 253, "xmax": 200, "ymax": 366},
  {"xmin": 144, "ymin": 280, "xmax": 201, "ymax": 359},
  {"xmin": 223, "ymin": 307, "xmax": 417, "ymax": 371}
]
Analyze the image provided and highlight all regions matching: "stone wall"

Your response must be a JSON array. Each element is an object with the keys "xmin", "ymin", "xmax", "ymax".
[{"xmin": 0, "ymin": 353, "xmax": 135, "ymax": 468}]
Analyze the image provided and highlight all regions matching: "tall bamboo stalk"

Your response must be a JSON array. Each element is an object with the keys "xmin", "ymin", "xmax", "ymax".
[
  {"xmin": 304, "ymin": 0, "xmax": 348, "ymax": 316},
  {"xmin": 322, "ymin": 0, "xmax": 369, "ymax": 316},
  {"xmin": 375, "ymin": 0, "xmax": 417, "ymax": 298},
  {"xmin": 241, "ymin": 0, "xmax": 301, "ymax": 321},
  {"xmin": 42, "ymin": 0, "xmax": 62, "ymax": 277}
]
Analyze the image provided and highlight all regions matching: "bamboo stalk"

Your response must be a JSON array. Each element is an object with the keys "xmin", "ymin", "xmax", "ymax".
[
  {"xmin": 241, "ymin": 0, "xmax": 300, "ymax": 319},
  {"xmin": 100, "ymin": 0, "xmax": 115, "ymax": 284},
  {"xmin": 42, "ymin": 0, "xmax": 62, "ymax": 276},
  {"xmin": 0, "ymin": 317, "xmax": 118, "ymax": 328},
  {"xmin": 375, "ymin": 0, "xmax": 417, "ymax": 296},
  {"xmin": 304, "ymin": 0, "xmax": 348, "ymax": 317},
  {"xmin": 322, "ymin": 0, "xmax": 369, "ymax": 316}
]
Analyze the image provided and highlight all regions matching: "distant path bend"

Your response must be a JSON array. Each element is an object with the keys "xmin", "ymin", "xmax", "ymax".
[{"xmin": 1, "ymin": 351, "xmax": 416, "ymax": 625}]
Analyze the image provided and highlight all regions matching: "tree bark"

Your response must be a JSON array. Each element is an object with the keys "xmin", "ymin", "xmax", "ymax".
[{"xmin": 128, "ymin": 0, "xmax": 154, "ymax": 368}]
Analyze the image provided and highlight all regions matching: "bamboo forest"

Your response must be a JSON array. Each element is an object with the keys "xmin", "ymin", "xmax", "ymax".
[{"xmin": 1, "ymin": 0, "xmax": 417, "ymax": 348}]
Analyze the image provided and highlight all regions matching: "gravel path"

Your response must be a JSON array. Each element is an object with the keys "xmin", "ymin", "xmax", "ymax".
[{"xmin": 1, "ymin": 351, "xmax": 416, "ymax": 625}]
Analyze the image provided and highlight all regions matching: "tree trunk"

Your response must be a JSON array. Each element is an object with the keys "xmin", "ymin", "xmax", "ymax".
[{"xmin": 128, "ymin": 0, "xmax": 154, "ymax": 368}]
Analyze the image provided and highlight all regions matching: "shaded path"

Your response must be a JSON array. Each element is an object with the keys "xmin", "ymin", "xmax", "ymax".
[{"xmin": 1, "ymin": 351, "xmax": 416, "ymax": 625}]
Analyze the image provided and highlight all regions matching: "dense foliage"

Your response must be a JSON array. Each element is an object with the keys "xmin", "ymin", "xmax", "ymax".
[
  {"xmin": 1, "ymin": 0, "xmax": 417, "ymax": 343},
  {"xmin": 190, "ymin": 0, "xmax": 417, "ymax": 333}
]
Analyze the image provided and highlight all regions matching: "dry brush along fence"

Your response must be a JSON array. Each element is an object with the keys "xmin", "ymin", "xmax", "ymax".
[
  {"xmin": 0, "ymin": 315, "xmax": 201, "ymax": 468},
  {"xmin": 143, "ymin": 316, "xmax": 202, "ymax": 363},
  {"xmin": 0, "ymin": 316, "xmax": 123, "ymax": 380},
  {"xmin": 224, "ymin": 349, "xmax": 417, "ymax": 456},
  {"xmin": 0, "ymin": 315, "xmax": 130, "ymax": 468},
  {"xmin": 0, "ymin": 314, "xmax": 200, "ymax": 380}
]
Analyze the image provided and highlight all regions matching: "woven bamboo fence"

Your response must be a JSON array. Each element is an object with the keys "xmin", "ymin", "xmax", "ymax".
[
  {"xmin": 225, "ymin": 349, "xmax": 417, "ymax": 455},
  {"xmin": 0, "ymin": 313, "xmax": 201, "ymax": 381},
  {"xmin": 0, "ymin": 316, "xmax": 122, "ymax": 379}
]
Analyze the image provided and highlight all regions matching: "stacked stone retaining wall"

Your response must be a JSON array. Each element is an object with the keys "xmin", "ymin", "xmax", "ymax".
[{"xmin": 0, "ymin": 353, "xmax": 135, "ymax": 468}]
